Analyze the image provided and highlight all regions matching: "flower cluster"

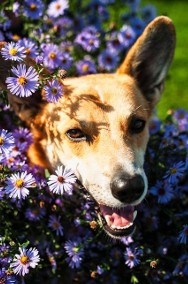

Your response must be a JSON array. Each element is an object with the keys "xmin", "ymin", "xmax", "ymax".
[{"xmin": 0, "ymin": 1, "xmax": 187, "ymax": 284}]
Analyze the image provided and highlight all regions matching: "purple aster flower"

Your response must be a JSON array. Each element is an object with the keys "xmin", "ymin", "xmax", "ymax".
[
  {"xmin": 13, "ymin": 127, "xmax": 33, "ymax": 152},
  {"xmin": 6, "ymin": 64, "xmax": 39, "ymax": 97},
  {"xmin": 121, "ymin": 236, "xmax": 134, "ymax": 246},
  {"xmin": 141, "ymin": 4, "xmax": 157, "ymax": 24},
  {"xmin": 150, "ymin": 180, "xmax": 174, "ymax": 204},
  {"xmin": 5, "ymin": 171, "xmax": 36, "ymax": 199},
  {"xmin": 60, "ymin": 52, "xmax": 73, "ymax": 69},
  {"xmin": 178, "ymin": 224, "xmax": 188, "ymax": 244},
  {"xmin": 25, "ymin": 206, "xmax": 46, "ymax": 221},
  {"xmin": 18, "ymin": 38, "xmax": 39, "ymax": 59},
  {"xmin": 64, "ymin": 239, "xmax": 84, "ymax": 269},
  {"xmin": 0, "ymin": 129, "xmax": 15, "ymax": 156},
  {"xmin": 23, "ymin": 0, "xmax": 44, "ymax": 20},
  {"xmin": 119, "ymin": 25, "xmax": 136, "ymax": 49},
  {"xmin": 76, "ymin": 58, "xmax": 96, "ymax": 75},
  {"xmin": 98, "ymin": 49, "xmax": 119, "ymax": 71},
  {"xmin": 60, "ymin": 41, "xmax": 73, "ymax": 53},
  {"xmin": 164, "ymin": 161, "xmax": 185, "ymax": 185},
  {"xmin": 48, "ymin": 215, "xmax": 63, "ymax": 236},
  {"xmin": 55, "ymin": 17, "xmax": 74, "ymax": 38},
  {"xmin": 126, "ymin": 0, "xmax": 141, "ymax": 12},
  {"xmin": 75, "ymin": 27, "xmax": 100, "ymax": 52},
  {"xmin": 106, "ymin": 32, "xmax": 125, "ymax": 54},
  {"xmin": 46, "ymin": 248, "xmax": 57, "ymax": 272},
  {"xmin": 130, "ymin": 17, "xmax": 146, "ymax": 36},
  {"xmin": 173, "ymin": 109, "xmax": 188, "ymax": 131},
  {"xmin": 173, "ymin": 254, "xmax": 188, "ymax": 277},
  {"xmin": 1, "ymin": 42, "xmax": 26, "ymax": 62},
  {"xmin": 47, "ymin": 0, "xmax": 69, "ymax": 18},
  {"xmin": 42, "ymin": 43, "xmax": 62, "ymax": 70},
  {"xmin": 124, "ymin": 247, "xmax": 143, "ymax": 269},
  {"xmin": 13, "ymin": 2, "xmax": 20, "ymax": 16},
  {"xmin": 149, "ymin": 117, "xmax": 161, "ymax": 134},
  {"xmin": 0, "ymin": 268, "xmax": 18, "ymax": 284},
  {"xmin": 44, "ymin": 79, "xmax": 64, "ymax": 103},
  {"xmin": 10, "ymin": 247, "xmax": 40, "ymax": 276},
  {"xmin": 47, "ymin": 165, "xmax": 76, "ymax": 194}
]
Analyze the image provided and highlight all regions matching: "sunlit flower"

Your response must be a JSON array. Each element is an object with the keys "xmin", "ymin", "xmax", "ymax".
[
  {"xmin": 13, "ymin": 127, "xmax": 33, "ymax": 152},
  {"xmin": 119, "ymin": 25, "xmax": 136, "ymax": 48},
  {"xmin": 1, "ymin": 42, "xmax": 26, "ymax": 61},
  {"xmin": 48, "ymin": 215, "xmax": 63, "ymax": 236},
  {"xmin": 0, "ymin": 129, "xmax": 15, "ymax": 156},
  {"xmin": 47, "ymin": 165, "xmax": 76, "ymax": 194},
  {"xmin": 5, "ymin": 171, "xmax": 36, "ymax": 199},
  {"xmin": 76, "ymin": 58, "xmax": 96, "ymax": 75},
  {"xmin": 23, "ymin": 0, "xmax": 44, "ymax": 20},
  {"xmin": 98, "ymin": 49, "xmax": 119, "ymax": 71},
  {"xmin": 10, "ymin": 247, "xmax": 40, "ymax": 276},
  {"xmin": 6, "ymin": 64, "xmax": 39, "ymax": 97},
  {"xmin": 42, "ymin": 43, "xmax": 62, "ymax": 70},
  {"xmin": 47, "ymin": 0, "xmax": 69, "ymax": 18},
  {"xmin": 75, "ymin": 26, "xmax": 100, "ymax": 52},
  {"xmin": 18, "ymin": 38, "xmax": 39, "ymax": 59},
  {"xmin": 44, "ymin": 79, "xmax": 64, "ymax": 103}
]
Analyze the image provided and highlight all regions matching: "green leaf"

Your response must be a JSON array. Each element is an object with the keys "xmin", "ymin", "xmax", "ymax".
[{"xmin": 131, "ymin": 275, "xmax": 139, "ymax": 284}]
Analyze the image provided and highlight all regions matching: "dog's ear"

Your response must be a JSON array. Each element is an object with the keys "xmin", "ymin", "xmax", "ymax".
[
  {"xmin": 117, "ymin": 16, "xmax": 176, "ymax": 106},
  {"xmin": 0, "ymin": 42, "xmax": 48, "ymax": 123}
]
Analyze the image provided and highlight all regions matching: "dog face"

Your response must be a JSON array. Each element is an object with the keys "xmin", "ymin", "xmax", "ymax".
[{"xmin": 1, "ymin": 16, "xmax": 176, "ymax": 238}]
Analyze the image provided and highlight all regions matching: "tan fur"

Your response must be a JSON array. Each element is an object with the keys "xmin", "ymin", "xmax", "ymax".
[{"xmin": 0, "ymin": 17, "xmax": 176, "ymax": 232}]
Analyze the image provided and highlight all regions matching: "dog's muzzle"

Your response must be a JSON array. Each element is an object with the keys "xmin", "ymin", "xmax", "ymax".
[{"xmin": 97, "ymin": 173, "xmax": 145, "ymax": 239}]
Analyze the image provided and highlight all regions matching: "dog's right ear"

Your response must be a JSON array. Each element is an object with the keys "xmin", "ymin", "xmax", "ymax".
[
  {"xmin": 0, "ymin": 42, "xmax": 47, "ymax": 123},
  {"xmin": 117, "ymin": 16, "xmax": 176, "ymax": 107}
]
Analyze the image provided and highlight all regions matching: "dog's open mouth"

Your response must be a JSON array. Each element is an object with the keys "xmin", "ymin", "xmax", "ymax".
[{"xmin": 97, "ymin": 204, "xmax": 137, "ymax": 238}]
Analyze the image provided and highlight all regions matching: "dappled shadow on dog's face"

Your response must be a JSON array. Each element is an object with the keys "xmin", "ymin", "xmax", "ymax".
[{"xmin": 43, "ymin": 90, "xmax": 114, "ymax": 144}]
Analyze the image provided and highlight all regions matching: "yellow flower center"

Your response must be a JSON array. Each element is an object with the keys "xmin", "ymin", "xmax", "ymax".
[
  {"xmin": 89, "ymin": 39, "xmax": 94, "ymax": 45},
  {"xmin": 56, "ymin": 4, "xmax": 61, "ymax": 10},
  {"xmin": 73, "ymin": 247, "xmax": 79, "ymax": 253},
  {"xmin": 30, "ymin": 3, "xmax": 37, "ymax": 11},
  {"xmin": 49, "ymin": 52, "xmax": 56, "ymax": 60},
  {"xmin": 9, "ymin": 48, "xmax": 18, "ymax": 56},
  {"xmin": 20, "ymin": 255, "xmax": 29, "ymax": 264},
  {"xmin": 53, "ymin": 221, "xmax": 60, "ymax": 229},
  {"xmin": 18, "ymin": 76, "xmax": 27, "ymax": 85},
  {"xmin": 51, "ymin": 87, "xmax": 58, "ymax": 95},
  {"xmin": 0, "ymin": 137, "xmax": 4, "ymax": 145},
  {"xmin": 82, "ymin": 64, "xmax": 89, "ymax": 72},
  {"xmin": 170, "ymin": 168, "xmax": 177, "ymax": 175},
  {"xmin": 15, "ymin": 179, "xmax": 24, "ymax": 188}
]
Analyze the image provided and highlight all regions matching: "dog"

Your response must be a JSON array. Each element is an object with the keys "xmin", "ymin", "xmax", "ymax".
[{"xmin": 0, "ymin": 16, "xmax": 176, "ymax": 239}]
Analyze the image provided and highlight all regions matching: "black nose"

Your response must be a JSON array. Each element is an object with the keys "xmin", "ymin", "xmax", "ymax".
[{"xmin": 110, "ymin": 173, "xmax": 145, "ymax": 203}]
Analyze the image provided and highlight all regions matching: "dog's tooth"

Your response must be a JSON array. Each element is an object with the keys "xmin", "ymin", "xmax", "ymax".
[
  {"xmin": 133, "ymin": 210, "xmax": 137, "ymax": 221},
  {"xmin": 111, "ymin": 222, "xmax": 133, "ymax": 230}
]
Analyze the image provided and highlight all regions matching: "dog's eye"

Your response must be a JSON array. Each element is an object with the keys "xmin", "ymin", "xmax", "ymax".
[
  {"xmin": 129, "ymin": 118, "xmax": 146, "ymax": 133},
  {"xmin": 66, "ymin": 129, "xmax": 86, "ymax": 141}
]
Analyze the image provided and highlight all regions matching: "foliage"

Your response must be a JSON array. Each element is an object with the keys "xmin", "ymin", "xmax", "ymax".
[{"xmin": 0, "ymin": 1, "xmax": 187, "ymax": 283}]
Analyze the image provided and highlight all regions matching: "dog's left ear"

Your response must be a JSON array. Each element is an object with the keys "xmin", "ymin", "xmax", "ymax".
[{"xmin": 117, "ymin": 16, "xmax": 176, "ymax": 106}]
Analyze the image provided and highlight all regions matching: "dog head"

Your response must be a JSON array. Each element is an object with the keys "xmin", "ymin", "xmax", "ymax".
[{"xmin": 0, "ymin": 16, "xmax": 176, "ymax": 238}]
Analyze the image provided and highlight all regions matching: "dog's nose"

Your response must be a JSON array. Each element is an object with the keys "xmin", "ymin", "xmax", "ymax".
[{"xmin": 110, "ymin": 173, "xmax": 145, "ymax": 203}]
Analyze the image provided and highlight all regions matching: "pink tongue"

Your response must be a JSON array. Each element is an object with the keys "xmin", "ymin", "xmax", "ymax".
[{"xmin": 100, "ymin": 205, "xmax": 134, "ymax": 228}]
